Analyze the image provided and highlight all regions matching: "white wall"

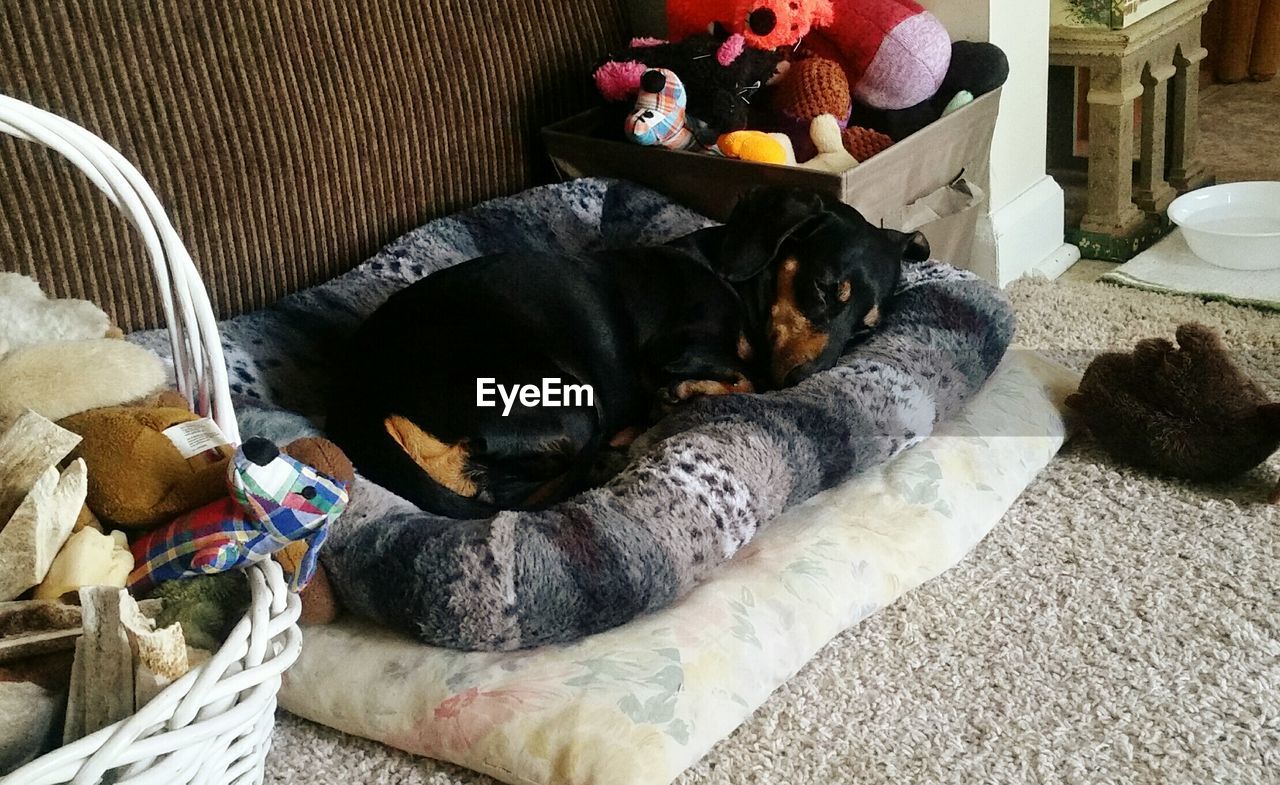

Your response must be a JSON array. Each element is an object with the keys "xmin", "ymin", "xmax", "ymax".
[
  {"xmin": 921, "ymin": 0, "xmax": 1075, "ymax": 282},
  {"xmin": 922, "ymin": 0, "xmax": 1051, "ymax": 212},
  {"xmin": 918, "ymin": 0, "xmax": 990, "ymax": 43}
]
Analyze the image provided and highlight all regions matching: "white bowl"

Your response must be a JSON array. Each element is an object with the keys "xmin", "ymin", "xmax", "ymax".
[{"xmin": 1167, "ymin": 182, "xmax": 1280, "ymax": 271}]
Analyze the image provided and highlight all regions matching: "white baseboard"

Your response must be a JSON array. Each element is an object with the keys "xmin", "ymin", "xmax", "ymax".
[
  {"xmin": 1026, "ymin": 242, "xmax": 1082, "ymax": 280},
  {"xmin": 971, "ymin": 175, "xmax": 1079, "ymax": 287}
]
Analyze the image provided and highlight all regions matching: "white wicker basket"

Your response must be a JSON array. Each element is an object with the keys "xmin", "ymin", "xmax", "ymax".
[{"xmin": 0, "ymin": 95, "xmax": 301, "ymax": 785}]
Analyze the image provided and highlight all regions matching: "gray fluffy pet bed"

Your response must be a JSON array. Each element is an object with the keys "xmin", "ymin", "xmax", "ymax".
[{"xmin": 134, "ymin": 179, "xmax": 1015, "ymax": 651}]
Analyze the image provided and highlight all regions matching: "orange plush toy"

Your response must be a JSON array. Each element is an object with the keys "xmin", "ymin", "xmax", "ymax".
[{"xmin": 667, "ymin": 0, "xmax": 834, "ymax": 52}]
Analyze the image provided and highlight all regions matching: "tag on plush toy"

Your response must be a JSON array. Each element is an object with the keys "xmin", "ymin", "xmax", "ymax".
[{"xmin": 162, "ymin": 417, "xmax": 229, "ymax": 464}]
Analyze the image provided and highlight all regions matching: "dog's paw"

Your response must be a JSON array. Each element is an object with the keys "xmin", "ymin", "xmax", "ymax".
[{"xmin": 660, "ymin": 375, "xmax": 755, "ymax": 406}]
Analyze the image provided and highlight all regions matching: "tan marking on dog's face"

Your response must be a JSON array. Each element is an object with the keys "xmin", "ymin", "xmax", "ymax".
[
  {"xmin": 768, "ymin": 257, "xmax": 829, "ymax": 387},
  {"xmin": 863, "ymin": 304, "xmax": 881, "ymax": 327},
  {"xmin": 383, "ymin": 415, "xmax": 477, "ymax": 497},
  {"xmin": 737, "ymin": 332, "xmax": 755, "ymax": 361},
  {"xmin": 837, "ymin": 280, "xmax": 852, "ymax": 303}
]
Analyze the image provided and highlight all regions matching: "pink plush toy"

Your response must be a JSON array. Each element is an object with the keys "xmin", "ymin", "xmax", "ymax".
[{"xmin": 819, "ymin": 0, "xmax": 952, "ymax": 110}]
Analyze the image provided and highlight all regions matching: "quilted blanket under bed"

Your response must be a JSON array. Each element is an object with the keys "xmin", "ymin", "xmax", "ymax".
[{"xmin": 133, "ymin": 179, "xmax": 1015, "ymax": 651}]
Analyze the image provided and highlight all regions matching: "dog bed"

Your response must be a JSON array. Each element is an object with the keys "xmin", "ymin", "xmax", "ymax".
[
  {"xmin": 133, "ymin": 178, "xmax": 1015, "ymax": 651},
  {"xmin": 274, "ymin": 351, "xmax": 1075, "ymax": 785}
]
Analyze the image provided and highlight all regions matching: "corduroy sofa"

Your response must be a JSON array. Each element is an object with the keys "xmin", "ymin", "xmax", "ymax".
[{"xmin": 1, "ymin": 0, "xmax": 632, "ymax": 330}]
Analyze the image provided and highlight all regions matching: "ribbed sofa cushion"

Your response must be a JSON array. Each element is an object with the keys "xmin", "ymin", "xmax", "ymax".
[{"xmin": 0, "ymin": 0, "xmax": 628, "ymax": 330}]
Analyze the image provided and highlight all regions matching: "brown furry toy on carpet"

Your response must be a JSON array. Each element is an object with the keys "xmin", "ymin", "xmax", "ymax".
[{"xmin": 1066, "ymin": 322, "xmax": 1280, "ymax": 503}]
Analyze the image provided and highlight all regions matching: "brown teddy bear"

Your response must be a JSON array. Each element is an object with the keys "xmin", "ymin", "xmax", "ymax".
[
  {"xmin": 59, "ymin": 404, "xmax": 235, "ymax": 529},
  {"xmin": 1066, "ymin": 323, "xmax": 1280, "ymax": 502},
  {"xmin": 59, "ymin": 395, "xmax": 354, "ymax": 621}
]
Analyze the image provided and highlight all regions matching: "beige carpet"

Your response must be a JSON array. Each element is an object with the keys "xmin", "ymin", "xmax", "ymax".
[
  {"xmin": 264, "ymin": 279, "xmax": 1279, "ymax": 784},
  {"xmin": 1199, "ymin": 77, "xmax": 1280, "ymax": 184}
]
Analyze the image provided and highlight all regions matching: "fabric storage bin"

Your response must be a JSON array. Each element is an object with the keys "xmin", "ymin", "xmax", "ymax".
[{"xmin": 543, "ymin": 89, "xmax": 1000, "ymax": 268}]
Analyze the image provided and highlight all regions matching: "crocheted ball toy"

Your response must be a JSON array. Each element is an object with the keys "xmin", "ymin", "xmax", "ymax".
[
  {"xmin": 770, "ymin": 57, "xmax": 851, "ymax": 124},
  {"xmin": 841, "ymin": 125, "xmax": 894, "ymax": 160},
  {"xmin": 768, "ymin": 57, "xmax": 851, "ymax": 160}
]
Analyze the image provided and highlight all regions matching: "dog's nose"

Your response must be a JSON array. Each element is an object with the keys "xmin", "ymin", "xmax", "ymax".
[
  {"xmin": 747, "ymin": 7, "xmax": 777, "ymax": 35},
  {"xmin": 241, "ymin": 436, "xmax": 280, "ymax": 466}
]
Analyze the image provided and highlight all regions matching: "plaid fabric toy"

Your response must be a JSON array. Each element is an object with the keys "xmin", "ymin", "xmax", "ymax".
[
  {"xmin": 624, "ymin": 68, "xmax": 698, "ymax": 150},
  {"xmin": 129, "ymin": 437, "xmax": 349, "ymax": 594}
]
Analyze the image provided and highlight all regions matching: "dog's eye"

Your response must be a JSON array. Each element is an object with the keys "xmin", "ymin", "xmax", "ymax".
[
  {"xmin": 300, "ymin": 486, "xmax": 317, "ymax": 500},
  {"xmin": 813, "ymin": 279, "xmax": 851, "ymax": 309}
]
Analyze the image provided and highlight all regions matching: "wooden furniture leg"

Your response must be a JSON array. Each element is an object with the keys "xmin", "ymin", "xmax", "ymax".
[
  {"xmin": 1203, "ymin": 0, "xmax": 1226, "ymax": 77},
  {"xmin": 1218, "ymin": 0, "xmax": 1263, "ymax": 81},
  {"xmin": 1251, "ymin": 0, "xmax": 1280, "ymax": 78}
]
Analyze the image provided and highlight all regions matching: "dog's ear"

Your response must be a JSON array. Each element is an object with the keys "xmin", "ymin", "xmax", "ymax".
[
  {"xmin": 717, "ymin": 187, "xmax": 827, "ymax": 282},
  {"xmin": 888, "ymin": 229, "xmax": 931, "ymax": 262}
]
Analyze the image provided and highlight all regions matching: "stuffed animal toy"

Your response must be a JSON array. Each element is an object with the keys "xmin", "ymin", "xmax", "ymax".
[
  {"xmin": 595, "ymin": 34, "xmax": 784, "ymax": 134},
  {"xmin": 717, "ymin": 130, "xmax": 795, "ymax": 164},
  {"xmin": 0, "ymin": 339, "xmax": 167, "ymax": 432},
  {"xmin": 60, "ymin": 405, "xmax": 235, "ymax": 529},
  {"xmin": 32, "ymin": 527, "xmax": 133, "ymax": 600},
  {"xmin": 625, "ymin": 68, "xmax": 700, "ymax": 149},
  {"xmin": 797, "ymin": 114, "xmax": 859, "ymax": 172},
  {"xmin": 128, "ymin": 436, "xmax": 350, "ymax": 594},
  {"xmin": 1066, "ymin": 323, "xmax": 1280, "ymax": 502},
  {"xmin": 273, "ymin": 436, "xmax": 356, "ymax": 624},
  {"xmin": 0, "ymin": 272, "xmax": 117, "ymax": 353},
  {"xmin": 667, "ymin": 0, "xmax": 835, "ymax": 52},
  {"xmin": 767, "ymin": 56, "xmax": 851, "ymax": 160},
  {"xmin": 853, "ymin": 40, "xmax": 1010, "ymax": 141},
  {"xmin": 813, "ymin": 0, "xmax": 951, "ymax": 110},
  {"xmin": 150, "ymin": 571, "xmax": 250, "ymax": 651},
  {"xmin": 667, "ymin": 0, "xmax": 950, "ymax": 110},
  {"xmin": 0, "ymin": 273, "xmax": 165, "ymax": 432}
]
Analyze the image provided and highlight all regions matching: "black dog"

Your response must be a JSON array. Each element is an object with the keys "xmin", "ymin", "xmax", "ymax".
[{"xmin": 326, "ymin": 187, "xmax": 928, "ymax": 517}]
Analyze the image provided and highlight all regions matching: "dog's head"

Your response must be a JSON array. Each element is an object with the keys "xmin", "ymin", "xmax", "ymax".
[{"xmin": 716, "ymin": 187, "xmax": 929, "ymax": 388}]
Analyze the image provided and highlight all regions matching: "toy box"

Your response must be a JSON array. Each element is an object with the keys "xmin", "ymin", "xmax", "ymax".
[{"xmin": 543, "ymin": 89, "xmax": 1001, "ymax": 268}]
